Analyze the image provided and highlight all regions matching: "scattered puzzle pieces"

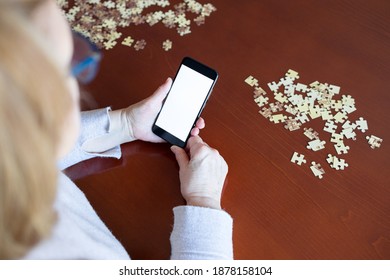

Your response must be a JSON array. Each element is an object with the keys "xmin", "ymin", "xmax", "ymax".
[
  {"xmin": 60, "ymin": 0, "xmax": 217, "ymax": 51},
  {"xmin": 246, "ymin": 69, "xmax": 383, "ymax": 179},
  {"xmin": 291, "ymin": 152, "xmax": 307, "ymax": 165}
]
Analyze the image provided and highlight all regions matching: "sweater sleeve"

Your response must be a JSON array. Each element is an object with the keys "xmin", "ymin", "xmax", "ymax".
[
  {"xmin": 170, "ymin": 206, "xmax": 233, "ymax": 260},
  {"xmin": 58, "ymin": 108, "xmax": 122, "ymax": 170}
]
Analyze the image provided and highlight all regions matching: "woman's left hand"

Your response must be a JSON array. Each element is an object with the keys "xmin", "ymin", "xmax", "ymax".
[{"xmin": 124, "ymin": 77, "xmax": 206, "ymax": 143}]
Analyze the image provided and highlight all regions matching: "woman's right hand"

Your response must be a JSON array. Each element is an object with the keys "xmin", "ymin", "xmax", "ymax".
[{"xmin": 170, "ymin": 136, "xmax": 228, "ymax": 210}]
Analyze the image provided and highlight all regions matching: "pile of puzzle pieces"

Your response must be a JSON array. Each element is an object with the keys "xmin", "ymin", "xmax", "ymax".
[
  {"xmin": 58, "ymin": 0, "xmax": 217, "ymax": 51},
  {"xmin": 245, "ymin": 70, "xmax": 383, "ymax": 179}
]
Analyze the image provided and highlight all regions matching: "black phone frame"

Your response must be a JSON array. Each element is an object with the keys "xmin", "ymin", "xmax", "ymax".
[{"xmin": 152, "ymin": 57, "xmax": 218, "ymax": 148}]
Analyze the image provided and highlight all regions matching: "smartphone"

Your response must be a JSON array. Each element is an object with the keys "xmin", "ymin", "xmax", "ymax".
[{"xmin": 152, "ymin": 57, "xmax": 218, "ymax": 148}]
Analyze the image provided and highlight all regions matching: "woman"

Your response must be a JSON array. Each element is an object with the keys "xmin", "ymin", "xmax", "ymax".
[{"xmin": 0, "ymin": 0, "xmax": 233, "ymax": 259}]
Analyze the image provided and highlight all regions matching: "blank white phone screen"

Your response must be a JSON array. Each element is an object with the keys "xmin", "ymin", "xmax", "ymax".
[{"xmin": 155, "ymin": 64, "xmax": 214, "ymax": 142}]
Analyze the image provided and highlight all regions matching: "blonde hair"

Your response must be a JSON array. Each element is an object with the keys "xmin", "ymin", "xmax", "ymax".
[{"xmin": 0, "ymin": 0, "xmax": 72, "ymax": 259}]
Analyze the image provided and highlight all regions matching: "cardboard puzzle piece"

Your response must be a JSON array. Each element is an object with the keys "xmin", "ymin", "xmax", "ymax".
[
  {"xmin": 254, "ymin": 95, "xmax": 269, "ymax": 107},
  {"xmin": 333, "ymin": 112, "xmax": 347, "ymax": 124},
  {"xmin": 162, "ymin": 39, "xmax": 172, "ymax": 51},
  {"xmin": 355, "ymin": 117, "xmax": 368, "ymax": 133},
  {"xmin": 331, "ymin": 100, "xmax": 343, "ymax": 111},
  {"xmin": 342, "ymin": 127, "xmax": 356, "ymax": 140},
  {"xmin": 284, "ymin": 104, "xmax": 298, "ymax": 115},
  {"xmin": 245, "ymin": 76, "xmax": 259, "ymax": 87},
  {"xmin": 303, "ymin": 127, "xmax": 320, "ymax": 140},
  {"xmin": 284, "ymin": 118, "xmax": 301, "ymax": 131},
  {"xmin": 342, "ymin": 120, "xmax": 357, "ymax": 130},
  {"xmin": 309, "ymin": 106, "xmax": 321, "ymax": 119},
  {"xmin": 284, "ymin": 84, "xmax": 296, "ymax": 96},
  {"xmin": 334, "ymin": 142, "xmax": 350, "ymax": 154},
  {"xmin": 327, "ymin": 154, "xmax": 348, "ymax": 170},
  {"xmin": 259, "ymin": 107, "xmax": 272, "ymax": 119},
  {"xmin": 310, "ymin": 161, "xmax": 325, "ymax": 179},
  {"xmin": 279, "ymin": 77, "xmax": 294, "ymax": 86},
  {"xmin": 296, "ymin": 102, "xmax": 310, "ymax": 113},
  {"xmin": 269, "ymin": 114, "xmax": 287, "ymax": 124},
  {"xmin": 307, "ymin": 89, "xmax": 322, "ymax": 102},
  {"xmin": 333, "ymin": 158, "xmax": 348, "ymax": 170},
  {"xmin": 366, "ymin": 135, "xmax": 383, "ymax": 149},
  {"xmin": 326, "ymin": 154, "xmax": 334, "ymax": 165},
  {"xmin": 341, "ymin": 120, "xmax": 357, "ymax": 140},
  {"xmin": 323, "ymin": 120, "xmax": 337, "ymax": 134},
  {"xmin": 254, "ymin": 86, "xmax": 267, "ymax": 98},
  {"xmin": 295, "ymin": 83, "xmax": 308, "ymax": 92},
  {"xmin": 321, "ymin": 109, "xmax": 333, "ymax": 121},
  {"xmin": 342, "ymin": 95, "xmax": 355, "ymax": 106},
  {"xmin": 274, "ymin": 92, "xmax": 288, "ymax": 103},
  {"xmin": 328, "ymin": 84, "xmax": 341, "ymax": 95},
  {"xmin": 310, "ymin": 81, "xmax": 320, "ymax": 89},
  {"xmin": 267, "ymin": 81, "xmax": 279, "ymax": 92},
  {"xmin": 330, "ymin": 133, "xmax": 343, "ymax": 144},
  {"xmin": 318, "ymin": 98, "xmax": 332, "ymax": 110},
  {"xmin": 121, "ymin": 36, "xmax": 134, "ymax": 47},
  {"xmin": 269, "ymin": 102, "xmax": 284, "ymax": 112},
  {"xmin": 288, "ymin": 94, "xmax": 304, "ymax": 106},
  {"xmin": 291, "ymin": 152, "xmax": 307, "ymax": 165},
  {"xmin": 307, "ymin": 139, "xmax": 326, "ymax": 151},
  {"xmin": 342, "ymin": 104, "xmax": 357, "ymax": 114},
  {"xmin": 286, "ymin": 69, "xmax": 300, "ymax": 80},
  {"xmin": 134, "ymin": 39, "xmax": 146, "ymax": 51},
  {"xmin": 296, "ymin": 112, "xmax": 309, "ymax": 124}
]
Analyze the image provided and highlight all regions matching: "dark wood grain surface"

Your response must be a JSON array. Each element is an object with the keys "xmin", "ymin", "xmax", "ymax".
[{"xmin": 65, "ymin": 0, "xmax": 390, "ymax": 259}]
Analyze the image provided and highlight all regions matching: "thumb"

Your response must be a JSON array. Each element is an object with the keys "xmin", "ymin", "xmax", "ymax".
[
  {"xmin": 151, "ymin": 77, "xmax": 172, "ymax": 103},
  {"xmin": 170, "ymin": 145, "xmax": 189, "ymax": 169}
]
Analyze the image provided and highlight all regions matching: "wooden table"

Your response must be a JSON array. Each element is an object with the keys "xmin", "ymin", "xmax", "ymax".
[{"xmin": 65, "ymin": 0, "xmax": 390, "ymax": 259}]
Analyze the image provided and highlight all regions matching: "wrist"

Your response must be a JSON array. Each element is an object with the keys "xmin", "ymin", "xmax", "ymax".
[
  {"xmin": 108, "ymin": 109, "xmax": 136, "ymax": 143},
  {"xmin": 185, "ymin": 196, "xmax": 221, "ymax": 210}
]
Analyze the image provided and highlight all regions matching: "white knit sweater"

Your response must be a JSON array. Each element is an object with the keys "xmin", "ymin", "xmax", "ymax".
[{"xmin": 24, "ymin": 108, "xmax": 233, "ymax": 260}]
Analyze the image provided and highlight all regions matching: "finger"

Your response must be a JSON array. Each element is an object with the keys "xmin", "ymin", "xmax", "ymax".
[
  {"xmin": 190, "ymin": 126, "xmax": 200, "ymax": 136},
  {"xmin": 195, "ymin": 117, "xmax": 205, "ymax": 129},
  {"xmin": 187, "ymin": 136, "xmax": 211, "ymax": 157},
  {"xmin": 151, "ymin": 77, "xmax": 172, "ymax": 103},
  {"xmin": 187, "ymin": 135, "xmax": 203, "ymax": 148},
  {"xmin": 170, "ymin": 145, "xmax": 189, "ymax": 168}
]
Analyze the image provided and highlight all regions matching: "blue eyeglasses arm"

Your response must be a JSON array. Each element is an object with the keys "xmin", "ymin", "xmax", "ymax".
[{"xmin": 71, "ymin": 53, "xmax": 101, "ymax": 77}]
